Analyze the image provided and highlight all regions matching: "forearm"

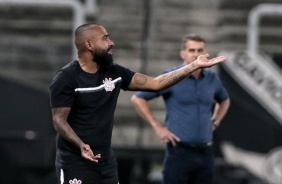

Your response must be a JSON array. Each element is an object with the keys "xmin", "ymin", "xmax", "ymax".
[
  {"xmin": 131, "ymin": 95, "xmax": 162, "ymax": 130},
  {"xmin": 131, "ymin": 95, "xmax": 181, "ymax": 144},
  {"xmin": 55, "ymin": 121, "xmax": 84, "ymax": 148},
  {"xmin": 129, "ymin": 61, "xmax": 198, "ymax": 91},
  {"xmin": 52, "ymin": 107, "xmax": 84, "ymax": 148},
  {"xmin": 128, "ymin": 54, "xmax": 226, "ymax": 91},
  {"xmin": 213, "ymin": 99, "xmax": 230, "ymax": 122},
  {"xmin": 153, "ymin": 61, "xmax": 198, "ymax": 91}
]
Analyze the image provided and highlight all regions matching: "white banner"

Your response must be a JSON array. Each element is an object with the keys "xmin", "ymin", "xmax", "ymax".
[{"xmin": 219, "ymin": 51, "xmax": 282, "ymax": 126}]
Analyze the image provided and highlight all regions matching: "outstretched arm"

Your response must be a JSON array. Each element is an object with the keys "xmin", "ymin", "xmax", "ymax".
[
  {"xmin": 51, "ymin": 107, "xmax": 101, "ymax": 162},
  {"xmin": 131, "ymin": 95, "xmax": 180, "ymax": 146},
  {"xmin": 127, "ymin": 54, "xmax": 226, "ymax": 91}
]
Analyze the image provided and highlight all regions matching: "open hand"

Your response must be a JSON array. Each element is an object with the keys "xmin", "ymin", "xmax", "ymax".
[
  {"xmin": 81, "ymin": 144, "xmax": 101, "ymax": 162},
  {"xmin": 196, "ymin": 54, "xmax": 226, "ymax": 68}
]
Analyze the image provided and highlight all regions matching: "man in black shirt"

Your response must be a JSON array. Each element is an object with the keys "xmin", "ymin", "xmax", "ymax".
[{"xmin": 50, "ymin": 23, "xmax": 226, "ymax": 184}]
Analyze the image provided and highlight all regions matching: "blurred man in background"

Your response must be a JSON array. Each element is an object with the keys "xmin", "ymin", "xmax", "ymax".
[{"xmin": 131, "ymin": 33, "xmax": 230, "ymax": 184}]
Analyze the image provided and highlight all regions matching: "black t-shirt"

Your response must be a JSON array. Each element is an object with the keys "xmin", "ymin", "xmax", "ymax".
[{"xmin": 50, "ymin": 60, "xmax": 135, "ymax": 169}]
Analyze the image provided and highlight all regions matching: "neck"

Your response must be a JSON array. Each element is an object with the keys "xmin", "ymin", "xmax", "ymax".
[
  {"xmin": 78, "ymin": 56, "xmax": 99, "ymax": 74},
  {"xmin": 184, "ymin": 61, "xmax": 201, "ymax": 79},
  {"xmin": 192, "ymin": 69, "xmax": 202, "ymax": 79}
]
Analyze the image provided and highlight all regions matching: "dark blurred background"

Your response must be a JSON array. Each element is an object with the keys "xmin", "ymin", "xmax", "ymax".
[{"xmin": 0, "ymin": 0, "xmax": 282, "ymax": 183}]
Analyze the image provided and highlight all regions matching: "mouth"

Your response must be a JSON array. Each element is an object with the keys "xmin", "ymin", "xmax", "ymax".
[{"xmin": 107, "ymin": 47, "xmax": 113, "ymax": 55}]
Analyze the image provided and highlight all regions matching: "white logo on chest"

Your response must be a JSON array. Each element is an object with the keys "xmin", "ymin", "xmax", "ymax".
[{"xmin": 103, "ymin": 78, "xmax": 115, "ymax": 91}]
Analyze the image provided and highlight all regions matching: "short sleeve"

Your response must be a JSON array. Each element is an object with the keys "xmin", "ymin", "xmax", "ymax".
[
  {"xmin": 114, "ymin": 64, "xmax": 135, "ymax": 90},
  {"xmin": 50, "ymin": 70, "xmax": 76, "ymax": 108},
  {"xmin": 214, "ymin": 75, "xmax": 229, "ymax": 102}
]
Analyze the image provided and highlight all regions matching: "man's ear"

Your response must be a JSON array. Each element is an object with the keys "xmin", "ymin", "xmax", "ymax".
[
  {"xmin": 180, "ymin": 50, "xmax": 185, "ymax": 60},
  {"xmin": 85, "ymin": 41, "xmax": 92, "ymax": 50}
]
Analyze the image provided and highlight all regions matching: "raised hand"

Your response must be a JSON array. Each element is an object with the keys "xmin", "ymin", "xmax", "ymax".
[{"xmin": 195, "ymin": 54, "xmax": 226, "ymax": 68}]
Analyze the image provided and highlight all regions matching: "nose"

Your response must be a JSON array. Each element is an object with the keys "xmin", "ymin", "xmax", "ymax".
[
  {"xmin": 194, "ymin": 51, "xmax": 200, "ymax": 57},
  {"xmin": 108, "ymin": 38, "xmax": 114, "ymax": 47}
]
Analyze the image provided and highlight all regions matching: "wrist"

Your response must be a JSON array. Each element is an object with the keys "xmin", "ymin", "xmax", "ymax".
[
  {"xmin": 191, "ymin": 60, "xmax": 200, "ymax": 70},
  {"xmin": 151, "ymin": 121, "xmax": 161, "ymax": 129},
  {"xmin": 212, "ymin": 120, "xmax": 220, "ymax": 128}
]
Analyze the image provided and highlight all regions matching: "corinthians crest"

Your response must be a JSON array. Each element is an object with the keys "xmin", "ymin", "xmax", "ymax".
[{"xmin": 103, "ymin": 78, "xmax": 115, "ymax": 91}]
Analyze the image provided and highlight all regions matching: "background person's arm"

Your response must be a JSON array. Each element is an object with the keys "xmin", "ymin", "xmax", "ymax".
[
  {"xmin": 131, "ymin": 95, "xmax": 180, "ymax": 146},
  {"xmin": 211, "ymin": 99, "xmax": 230, "ymax": 130}
]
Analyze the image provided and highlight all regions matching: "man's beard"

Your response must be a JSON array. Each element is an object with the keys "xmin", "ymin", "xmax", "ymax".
[{"xmin": 92, "ymin": 48, "xmax": 113, "ymax": 70}]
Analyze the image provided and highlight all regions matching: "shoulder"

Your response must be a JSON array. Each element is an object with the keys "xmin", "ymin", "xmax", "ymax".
[
  {"xmin": 203, "ymin": 69, "xmax": 218, "ymax": 77},
  {"xmin": 108, "ymin": 63, "xmax": 135, "ymax": 75},
  {"xmin": 203, "ymin": 68, "xmax": 216, "ymax": 74},
  {"xmin": 52, "ymin": 60, "xmax": 79, "ymax": 82},
  {"xmin": 60, "ymin": 60, "xmax": 79, "ymax": 73},
  {"xmin": 202, "ymin": 69, "xmax": 223, "ymax": 84},
  {"xmin": 109, "ymin": 63, "xmax": 132, "ymax": 71}
]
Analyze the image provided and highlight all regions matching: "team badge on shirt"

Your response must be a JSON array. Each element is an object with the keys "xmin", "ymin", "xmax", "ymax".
[
  {"xmin": 69, "ymin": 178, "xmax": 82, "ymax": 184},
  {"xmin": 103, "ymin": 78, "xmax": 115, "ymax": 91}
]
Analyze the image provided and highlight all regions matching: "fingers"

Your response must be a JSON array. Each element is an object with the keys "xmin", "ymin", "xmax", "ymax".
[
  {"xmin": 161, "ymin": 139, "xmax": 169, "ymax": 144},
  {"xmin": 211, "ymin": 56, "xmax": 226, "ymax": 64},
  {"xmin": 198, "ymin": 55, "xmax": 226, "ymax": 63},
  {"xmin": 198, "ymin": 53, "xmax": 209, "ymax": 60},
  {"xmin": 196, "ymin": 54, "xmax": 226, "ymax": 69},
  {"xmin": 158, "ymin": 128, "xmax": 180, "ymax": 146},
  {"xmin": 82, "ymin": 144, "xmax": 101, "ymax": 163},
  {"xmin": 161, "ymin": 137, "xmax": 178, "ymax": 146},
  {"xmin": 161, "ymin": 133, "xmax": 180, "ymax": 146},
  {"xmin": 197, "ymin": 55, "xmax": 226, "ymax": 68},
  {"xmin": 92, "ymin": 154, "xmax": 101, "ymax": 163}
]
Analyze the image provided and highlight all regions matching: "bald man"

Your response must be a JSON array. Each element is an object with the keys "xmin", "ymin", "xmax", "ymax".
[{"xmin": 50, "ymin": 23, "xmax": 226, "ymax": 184}]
